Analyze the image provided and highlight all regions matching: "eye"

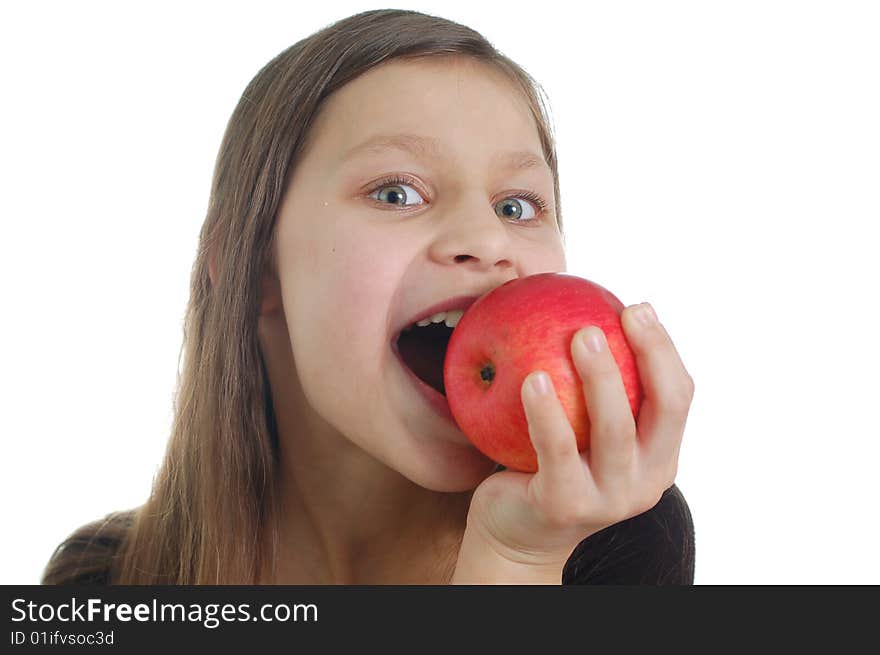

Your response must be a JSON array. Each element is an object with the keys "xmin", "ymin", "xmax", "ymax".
[
  {"xmin": 494, "ymin": 195, "xmax": 543, "ymax": 222},
  {"xmin": 495, "ymin": 198, "xmax": 536, "ymax": 223},
  {"xmin": 369, "ymin": 178, "xmax": 426, "ymax": 207},
  {"xmin": 366, "ymin": 174, "xmax": 549, "ymax": 224}
]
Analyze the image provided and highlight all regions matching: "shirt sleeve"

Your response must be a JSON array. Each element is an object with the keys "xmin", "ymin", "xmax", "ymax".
[{"xmin": 562, "ymin": 484, "xmax": 695, "ymax": 585}]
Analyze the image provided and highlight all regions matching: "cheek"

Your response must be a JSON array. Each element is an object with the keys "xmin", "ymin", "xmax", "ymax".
[
  {"xmin": 531, "ymin": 235, "xmax": 567, "ymax": 270},
  {"xmin": 551, "ymin": 241, "xmax": 567, "ymax": 269},
  {"xmin": 293, "ymin": 235, "xmax": 403, "ymax": 360},
  {"xmin": 285, "ymin": 248, "xmax": 400, "ymax": 435},
  {"xmin": 331, "ymin": 235, "xmax": 405, "ymax": 326},
  {"xmin": 512, "ymin": 236, "xmax": 566, "ymax": 275}
]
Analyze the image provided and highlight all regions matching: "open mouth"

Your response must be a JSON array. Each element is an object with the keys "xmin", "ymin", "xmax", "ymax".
[
  {"xmin": 394, "ymin": 309, "xmax": 463, "ymax": 397},
  {"xmin": 395, "ymin": 320, "xmax": 454, "ymax": 396}
]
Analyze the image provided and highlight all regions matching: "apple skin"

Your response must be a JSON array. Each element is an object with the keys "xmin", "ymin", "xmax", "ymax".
[{"xmin": 443, "ymin": 272, "xmax": 643, "ymax": 473}]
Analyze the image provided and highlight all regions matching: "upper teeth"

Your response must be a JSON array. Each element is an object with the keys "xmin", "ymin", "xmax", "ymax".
[{"xmin": 404, "ymin": 309, "xmax": 464, "ymax": 331}]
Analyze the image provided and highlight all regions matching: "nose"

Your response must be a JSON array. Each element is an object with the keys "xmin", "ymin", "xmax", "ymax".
[{"xmin": 427, "ymin": 191, "xmax": 517, "ymax": 272}]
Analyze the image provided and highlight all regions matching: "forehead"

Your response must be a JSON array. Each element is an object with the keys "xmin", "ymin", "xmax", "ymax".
[{"xmin": 302, "ymin": 56, "xmax": 544, "ymax": 165}]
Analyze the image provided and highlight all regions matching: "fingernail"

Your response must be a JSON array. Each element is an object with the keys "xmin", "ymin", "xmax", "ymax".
[
  {"xmin": 578, "ymin": 327, "xmax": 605, "ymax": 354},
  {"xmin": 529, "ymin": 372, "xmax": 551, "ymax": 396},
  {"xmin": 634, "ymin": 302, "xmax": 657, "ymax": 326}
]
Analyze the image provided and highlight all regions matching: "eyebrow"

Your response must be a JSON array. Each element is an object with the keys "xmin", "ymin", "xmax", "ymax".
[{"xmin": 342, "ymin": 132, "xmax": 550, "ymax": 173}]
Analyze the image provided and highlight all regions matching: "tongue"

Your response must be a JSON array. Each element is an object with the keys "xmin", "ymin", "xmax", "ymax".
[{"xmin": 397, "ymin": 324, "xmax": 448, "ymax": 395}]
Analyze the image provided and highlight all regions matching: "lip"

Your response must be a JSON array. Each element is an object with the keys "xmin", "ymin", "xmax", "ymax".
[{"xmin": 390, "ymin": 338, "xmax": 456, "ymax": 424}]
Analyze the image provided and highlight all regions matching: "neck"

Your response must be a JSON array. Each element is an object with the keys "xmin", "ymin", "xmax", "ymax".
[{"xmin": 262, "ymin": 427, "xmax": 473, "ymax": 585}]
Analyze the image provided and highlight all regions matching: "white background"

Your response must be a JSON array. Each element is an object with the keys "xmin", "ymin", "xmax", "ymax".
[{"xmin": 2, "ymin": 0, "xmax": 878, "ymax": 585}]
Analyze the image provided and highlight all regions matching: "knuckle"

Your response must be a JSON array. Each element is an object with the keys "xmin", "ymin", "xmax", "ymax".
[
  {"xmin": 598, "ymin": 422, "xmax": 637, "ymax": 453},
  {"xmin": 634, "ymin": 319, "xmax": 664, "ymax": 346},
  {"xmin": 546, "ymin": 432, "xmax": 576, "ymax": 461},
  {"xmin": 526, "ymin": 401, "xmax": 557, "ymax": 428},
  {"xmin": 683, "ymin": 373, "xmax": 696, "ymax": 399},
  {"xmin": 544, "ymin": 502, "xmax": 584, "ymax": 529},
  {"xmin": 526, "ymin": 407, "xmax": 577, "ymax": 446},
  {"xmin": 582, "ymin": 348, "xmax": 619, "ymax": 377},
  {"xmin": 526, "ymin": 404, "xmax": 551, "ymax": 427},
  {"xmin": 659, "ymin": 386, "xmax": 694, "ymax": 415},
  {"xmin": 677, "ymin": 382, "xmax": 695, "ymax": 409}
]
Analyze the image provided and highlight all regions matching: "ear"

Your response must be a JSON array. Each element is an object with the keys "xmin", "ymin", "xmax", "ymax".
[
  {"xmin": 259, "ymin": 267, "xmax": 282, "ymax": 315},
  {"xmin": 208, "ymin": 245, "xmax": 281, "ymax": 315}
]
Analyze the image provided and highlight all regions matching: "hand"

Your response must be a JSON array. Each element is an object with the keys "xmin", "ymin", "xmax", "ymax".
[{"xmin": 452, "ymin": 302, "xmax": 694, "ymax": 583}]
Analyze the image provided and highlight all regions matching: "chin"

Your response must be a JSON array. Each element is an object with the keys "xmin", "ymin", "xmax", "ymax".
[{"xmin": 400, "ymin": 442, "xmax": 500, "ymax": 493}]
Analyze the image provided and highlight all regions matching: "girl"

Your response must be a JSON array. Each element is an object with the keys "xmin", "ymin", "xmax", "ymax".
[{"xmin": 42, "ymin": 9, "xmax": 695, "ymax": 585}]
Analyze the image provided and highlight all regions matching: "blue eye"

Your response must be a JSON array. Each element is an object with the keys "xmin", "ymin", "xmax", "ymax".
[
  {"xmin": 370, "ymin": 180, "xmax": 426, "ymax": 207},
  {"xmin": 495, "ymin": 197, "xmax": 540, "ymax": 222},
  {"xmin": 367, "ymin": 174, "xmax": 549, "ymax": 224}
]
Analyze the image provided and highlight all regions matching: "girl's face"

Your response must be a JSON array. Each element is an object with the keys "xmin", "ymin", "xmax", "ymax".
[{"xmin": 267, "ymin": 56, "xmax": 567, "ymax": 492}]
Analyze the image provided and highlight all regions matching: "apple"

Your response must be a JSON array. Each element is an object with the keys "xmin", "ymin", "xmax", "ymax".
[{"xmin": 443, "ymin": 272, "xmax": 643, "ymax": 473}]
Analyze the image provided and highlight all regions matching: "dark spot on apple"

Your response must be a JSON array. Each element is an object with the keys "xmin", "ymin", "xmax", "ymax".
[{"xmin": 480, "ymin": 362, "xmax": 495, "ymax": 384}]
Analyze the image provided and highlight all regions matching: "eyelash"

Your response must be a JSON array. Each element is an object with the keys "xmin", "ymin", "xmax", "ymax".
[{"xmin": 366, "ymin": 174, "xmax": 549, "ymax": 223}]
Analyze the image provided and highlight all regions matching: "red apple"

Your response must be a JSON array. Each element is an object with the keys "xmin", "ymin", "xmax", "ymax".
[{"xmin": 443, "ymin": 272, "xmax": 643, "ymax": 473}]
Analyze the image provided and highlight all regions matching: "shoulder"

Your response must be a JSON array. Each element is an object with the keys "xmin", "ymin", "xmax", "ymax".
[
  {"xmin": 41, "ymin": 510, "xmax": 136, "ymax": 585},
  {"xmin": 562, "ymin": 484, "xmax": 695, "ymax": 585}
]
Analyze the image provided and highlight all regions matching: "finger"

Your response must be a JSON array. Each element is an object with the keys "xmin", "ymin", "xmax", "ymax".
[
  {"xmin": 621, "ymin": 303, "xmax": 694, "ymax": 470},
  {"xmin": 520, "ymin": 371, "xmax": 592, "ymax": 507},
  {"xmin": 571, "ymin": 325, "xmax": 638, "ymax": 494}
]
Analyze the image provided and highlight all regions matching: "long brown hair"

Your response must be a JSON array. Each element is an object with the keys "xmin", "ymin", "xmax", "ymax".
[{"xmin": 41, "ymin": 8, "xmax": 564, "ymax": 585}]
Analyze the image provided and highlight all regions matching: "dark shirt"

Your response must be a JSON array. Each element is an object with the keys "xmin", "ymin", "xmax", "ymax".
[{"xmin": 563, "ymin": 484, "xmax": 695, "ymax": 584}]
